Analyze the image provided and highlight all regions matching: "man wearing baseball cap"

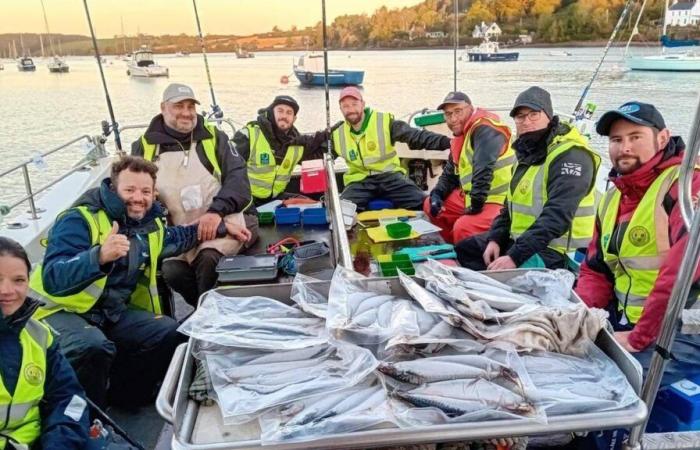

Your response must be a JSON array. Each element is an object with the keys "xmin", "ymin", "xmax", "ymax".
[
  {"xmin": 325, "ymin": 86, "xmax": 450, "ymax": 210},
  {"xmin": 456, "ymin": 86, "xmax": 600, "ymax": 271},
  {"xmin": 576, "ymin": 101, "xmax": 700, "ymax": 384},
  {"xmin": 132, "ymin": 83, "xmax": 255, "ymax": 306},
  {"xmin": 423, "ymin": 91, "xmax": 514, "ymax": 243},
  {"xmin": 233, "ymin": 95, "xmax": 325, "ymax": 206}
]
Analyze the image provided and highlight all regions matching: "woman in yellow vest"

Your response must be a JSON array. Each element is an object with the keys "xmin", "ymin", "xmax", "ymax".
[{"xmin": 0, "ymin": 237, "xmax": 88, "ymax": 449}]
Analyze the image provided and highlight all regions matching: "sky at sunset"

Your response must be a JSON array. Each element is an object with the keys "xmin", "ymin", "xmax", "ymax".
[{"xmin": 1, "ymin": 1, "xmax": 424, "ymax": 37}]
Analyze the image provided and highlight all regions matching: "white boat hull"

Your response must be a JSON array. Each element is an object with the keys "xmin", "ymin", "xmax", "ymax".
[
  {"xmin": 127, "ymin": 64, "xmax": 169, "ymax": 77},
  {"xmin": 627, "ymin": 54, "xmax": 700, "ymax": 72}
]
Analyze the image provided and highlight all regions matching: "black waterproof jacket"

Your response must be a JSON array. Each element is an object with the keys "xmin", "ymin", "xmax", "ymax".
[{"xmin": 487, "ymin": 118, "xmax": 597, "ymax": 266}]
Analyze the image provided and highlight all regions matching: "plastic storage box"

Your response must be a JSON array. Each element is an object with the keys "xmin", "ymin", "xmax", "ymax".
[
  {"xmin": 258, "ymin": 211, "xmax": 274, "ymax": 225},
  {"xmin": 414, "ymin": 111, "xmax": 446, "ymax": 127},
  {"xmin": 300, "ymin": 159, "xmax": 327, "ymax": 194},
  {"xmin": 302, "ymin": 207, "xmax": 329, "ymax": 225},
  {"xmin": 386, "ymin": 222, "xmax": 412, "ymax": 239},
  {"xmin": 275, "ymin": 207, "xmax": 301, "ymax": 225},
  {"xmin": 377, "ymin": 253, "xmax": 415, "ymax": 277},
  {"xmin": 216, "ymin": 254, "xmax": 279, "ymax": 283}
]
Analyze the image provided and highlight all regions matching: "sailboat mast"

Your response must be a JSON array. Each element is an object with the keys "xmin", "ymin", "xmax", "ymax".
[
  {"xmin": 40, "ymin": 0, "xmax": 56, "ymax": 55},
  {"xmin": 40, "ymin": 34, "xmax": 45, "ymax": 57},
  {"xmin": 121, "ymin": 16, "xmax": 127, "ymax": 54},
  {"xmin": 662, "ymin": 0, "xmax": 670, "ymax": 54}
]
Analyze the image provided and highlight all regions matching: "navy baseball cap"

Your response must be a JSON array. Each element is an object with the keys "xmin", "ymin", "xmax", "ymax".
[
  {"xmin": 596, "ymin": 102, "xmax": 666, "ymax": 136},
  {"xmin": 437, "ymin": 91, "xmax": 471, "ymax": 110}
]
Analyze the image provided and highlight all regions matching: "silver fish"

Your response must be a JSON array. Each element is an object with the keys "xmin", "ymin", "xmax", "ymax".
[
  {"xmin": 391, "ymin": 391, "xmax": 484, "ymax": 417},
  {"xmin": 379, "ymin": 359, "xmax": 518, "ymax": 385}
]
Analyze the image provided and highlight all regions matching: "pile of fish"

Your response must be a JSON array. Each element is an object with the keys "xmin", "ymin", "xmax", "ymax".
[
  {"xmin": 380, "ymin": 351, "xmax": 538, "ymax": 423},
  {"xmin": 402, "ymin": 261, "xmax": 608, "ymax": 355}
]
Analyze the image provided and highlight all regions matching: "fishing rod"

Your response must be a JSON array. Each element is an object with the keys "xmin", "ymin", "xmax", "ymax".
[
  {"xmin": 82, "ymin": 0, "xmax": 123, "ymax": 153},
  {"xmin": 321, "ymin": 0, "xmax": 332, "ymax": 157},
  {"xmin": 572, "ymin": 0, "xmax": 635, "ymax": 117},
  {"xmin": 192, "ymin": 0, "xmax": 223, "ymax": 119},
  {"xmin": 453, "ymin": 0, "xmax": 458, "ymax": 92}
]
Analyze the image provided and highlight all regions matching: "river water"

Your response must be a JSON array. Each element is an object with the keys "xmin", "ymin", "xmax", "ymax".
[{"xmin": 1, "ymin": 46, "xmax": 699, "ymax": 209}]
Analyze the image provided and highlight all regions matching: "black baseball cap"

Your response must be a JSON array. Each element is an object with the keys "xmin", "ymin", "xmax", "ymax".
[
  {"xmin": 271, "ymin": 95, "xmax": 299, "ymax": 115},
  {"xmin": 437, "ymin": 91, "xmax": 471, "ymax": 110},
  {"xmin": 510, "ymin": 86, "xmax": 553, "ymax": 119},
  {"xmin": 596, "ymin": 101, "xmax": 666, "ymax": 136}
]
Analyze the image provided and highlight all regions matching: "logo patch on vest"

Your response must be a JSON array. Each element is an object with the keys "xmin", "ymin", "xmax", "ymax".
[
  {"xmin": 367, "ymin": 141, "xmax": 376, "ymax": 152},
  {"xmin": 629, "ymin": 226, "xmax": 650, "ymax": 247},
  {"xmin": 24, "ymin": 363, "xmax": 44, "ymax": 386},
  {"xmin": 348, "ymin": 150, "xmax": 358, "ymax": 161},
  {"xmin": 518, "ymin": 179, "xmax": 531, "ymax": 194},
  {"xmin": 260, "ymin": 154, "xmax": 270, "ymax": 165}
]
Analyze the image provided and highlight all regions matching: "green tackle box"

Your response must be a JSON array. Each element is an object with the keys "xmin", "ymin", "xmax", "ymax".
[{"xmin": 413, "ymin": 111, "xmax": 445, "ymax": 127}]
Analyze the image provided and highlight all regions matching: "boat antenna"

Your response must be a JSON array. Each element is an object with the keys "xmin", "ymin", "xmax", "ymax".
[
  {"xmin": 81, "ymin": 0, "xmax": 123, "ymax": 153},
  {"xmin": 321, "ymin": 0, "xmax": 332, "ymax": 157},
  {"xmin": 453, "ymin": 0, "xmax": 458, "ymax": 92},
  {"xmin": 572, "ymin": 0, "xmax": 635, "ymax": 117},
  {"xmin": 191, "ymin": 0, "xmax": 223, "ymax": 119}
]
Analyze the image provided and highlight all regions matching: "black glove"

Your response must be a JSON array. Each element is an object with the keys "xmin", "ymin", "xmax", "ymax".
[
  {"xmin": 465, "ymin": 199, "xmax": 484, "ymax": 215},
  {"xmin": 429, "ymin": 193, "xmax": 443, "ymax": 217}
]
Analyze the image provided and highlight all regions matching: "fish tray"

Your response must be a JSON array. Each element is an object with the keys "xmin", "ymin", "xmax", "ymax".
[{"xmin": 157, "ymin": 270, "xmax": 647, "ymax": 450}]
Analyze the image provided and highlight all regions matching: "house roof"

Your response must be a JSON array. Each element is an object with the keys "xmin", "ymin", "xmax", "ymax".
[{"xmin": 669, "ymin": 1, "xmax": 696, "ymax": 11}]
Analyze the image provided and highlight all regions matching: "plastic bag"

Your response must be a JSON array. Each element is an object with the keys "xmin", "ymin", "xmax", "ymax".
[
  {"xmin": 258, "ymin": 377, "xmax": 395, "ymax": 443},
  {"xmin": 326, "ymin": 266, "xmax": 422, "ymax": 345},
  {"xmin": 290, "ymin": 273, "xmax": 328, "ymax": 319},
  {"xmin": 507, "ymin": 269, "xmax": 576, "ymax": 309},
  {"xmin": 521, "ymin": 340, "xmax": 640, "ymax": 416},
  {"xmin": 206, "ymin": 341, "xmax": 378, "ymax": 423},
  {"xmin": 382, "ymin": 344, "xmax": 546, "ymax": 427},
  {"xmin": 178, "ymin": 290, "xmax": 327, "ymax": 350}
]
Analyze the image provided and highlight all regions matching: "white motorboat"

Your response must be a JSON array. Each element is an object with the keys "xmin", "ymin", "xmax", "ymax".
[{"xmin": 126, "ymin": 46, "xmax": 169, "ymax": 78}]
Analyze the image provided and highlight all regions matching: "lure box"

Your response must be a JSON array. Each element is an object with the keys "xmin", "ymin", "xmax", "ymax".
[{"xmin": 215, "ymin": 254, "xmax": 279, "ymax": 283}]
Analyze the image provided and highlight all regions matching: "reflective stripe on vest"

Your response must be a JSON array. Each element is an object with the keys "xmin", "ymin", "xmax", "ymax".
[
  {"xmin": 0, "ymin": 319, "xmax": 52, "ymax": 447},
  {"xmin": 508, "ymin": 125, "xmax": 601, "ymax": 254},
  {"xmin": 246, "ymin": 124, "xmax": 304, "ymax": 199},
  {"xmin": 457, "ymin": 116, "xmax": 514, "ymax": 207},
  {"xmin": 29, "ymin": 207, "xmax": 165, "ymax": 320},
  {"xmin": 141, "ymin": 122, "xmax": 221, "ymax": 181},
  {"xmin": 599, "ymin": 165, "xmax": 681, "ymax": 324},
  {"xmin": 331, "ymin": 110, "xmax": 405, "ymax": 185}
]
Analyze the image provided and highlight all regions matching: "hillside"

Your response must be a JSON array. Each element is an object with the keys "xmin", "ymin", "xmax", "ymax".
[{"xmin": 1, "ymin": 0, "xmax": 691, "ymax": 56}]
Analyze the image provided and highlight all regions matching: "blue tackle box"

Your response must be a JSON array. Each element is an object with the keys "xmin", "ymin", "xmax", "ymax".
[{"xmin": 274, "ymin": 207, "xmax": 301, "ymax": 225}]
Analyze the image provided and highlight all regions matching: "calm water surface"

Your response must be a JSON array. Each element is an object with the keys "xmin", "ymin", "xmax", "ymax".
[{"xmin": 1, "ymin": 47, "xmax": 699, "ymax": 208}]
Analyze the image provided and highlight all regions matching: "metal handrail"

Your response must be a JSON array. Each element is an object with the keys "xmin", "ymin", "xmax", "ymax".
[
  {"xmin": 0, "ymin": 134, "xmax": 105, "ymax": 220},
  {"xmin": 324, "ymin": 154, "xmax": 352, "ymax": 268},
  {"xmin": 623, "ymin": 96, "xmax": 700, "ymax": 449},
  {"xmin": 678, "ymin": 103, "xmax": 700, "ymax": 228}
]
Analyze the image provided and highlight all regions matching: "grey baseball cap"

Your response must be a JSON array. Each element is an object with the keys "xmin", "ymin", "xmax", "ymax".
[
  {"xmin": 162, "ymin": 83, "xmax": 200, "ymax": 104},
  {"xmin": 510, "ymin": 86, "xmax": 553, "ymax": 119},
  {"xmin": 437, "ymin": 91, "xmax": 471, "ymax": 110}
]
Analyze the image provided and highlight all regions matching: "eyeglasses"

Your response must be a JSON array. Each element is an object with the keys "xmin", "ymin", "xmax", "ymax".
[{"xmin": 513, "ymin": 110, "xmax": 543, "ymax": 123}]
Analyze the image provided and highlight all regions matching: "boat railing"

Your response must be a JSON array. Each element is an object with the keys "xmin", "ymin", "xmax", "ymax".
[
  {"xmin": 119, "ymin": 116, "xmax": 240, "ymax": 141},
  {"xmin": 0, "ymin": 133, "xmax": 108, "ymax": 223}
]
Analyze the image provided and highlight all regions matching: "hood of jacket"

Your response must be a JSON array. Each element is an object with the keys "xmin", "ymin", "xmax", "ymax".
[
  {"xmin": 143, "ymin": 113, "xmax": 212, "ymax": 147},
  {"xmin": 71, "ymin": 178, "xmax": 164, "ymax": 235},
  {"xmin": 253, "ymin": 106, "xmax": 301, "ymax": 155},
  {"xmin": 610, "ymin": 135, "xmax": 686, "ymax": 202}
]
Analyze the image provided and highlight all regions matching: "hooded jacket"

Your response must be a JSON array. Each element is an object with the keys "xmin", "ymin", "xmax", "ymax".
[
  {"xmin": 487, "ymin": 118, "xmax": 597, "ymax": 266},
  {"xmin": 40, "ymin": 178, "xmax": 204, "ymax": 324},
  {"xmin": 0, "ymin": 299, "xmax": 88, "ymax": 449},
  {"xmin": 576, "ymin": 136, "xmax": 700, "ymax": 350},
  {"xmin": 131, "ymin": 114, "xmax": 251, "ymax": 217}
]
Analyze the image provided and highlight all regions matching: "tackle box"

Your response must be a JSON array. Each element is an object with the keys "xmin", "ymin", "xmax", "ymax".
[
  {"xmin": 257, "ymin": 211, "xmax": 274, "ymax": 225},
  {"xmin": 414, "ymin": 111, "xmax": 446, "ymax": 127},
  {"xmin": 302, "ymin": 207, "xmax": 329, "ymax": 225},
  {"xmin": 274, "ymin": 207, "xmax": 301, "ymax": 225},
  {"xmin": 377, "ymin": 253, "xmax": 415, "ymax": 277},
  {"xmin": 215, "ymin": 254, "xmax": 279, "ymax": 283}
]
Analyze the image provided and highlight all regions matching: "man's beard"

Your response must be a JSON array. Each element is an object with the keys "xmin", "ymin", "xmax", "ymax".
[{"xmin": 613, "ymin": 156, "xmax": 643, "ymax": 175}]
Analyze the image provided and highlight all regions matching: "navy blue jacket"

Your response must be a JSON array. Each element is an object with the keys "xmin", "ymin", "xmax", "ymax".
[
  {"xmin": 41, "ymin": 178, "xmax": 203, "ymax": 323},
  {"xmin": 0, "ymin": 299, "xmax": 88, "ymax": 449}
]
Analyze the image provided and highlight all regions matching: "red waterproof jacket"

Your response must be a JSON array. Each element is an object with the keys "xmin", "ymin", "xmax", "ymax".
[{"xmin": 576, "ymin": 137, "xmax": 700, "ymax": 350}]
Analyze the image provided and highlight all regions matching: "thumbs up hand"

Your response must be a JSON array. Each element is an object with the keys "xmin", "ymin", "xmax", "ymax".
[{"xmin": 98, "ymin": 221, "xmax": 131, "ymax": 265}]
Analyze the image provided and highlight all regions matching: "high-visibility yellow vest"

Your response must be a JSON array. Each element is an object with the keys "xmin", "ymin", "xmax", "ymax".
[
  {"xmin": 141, "ymin": 122, "xmax": 221, "ymax": 181},
  {"xmin": 331, "ymin": 110, "xmax": 405, "ymax": 185},
  {"xmin": 458, "ymin": 116, "xmax": 514, "ymax": 207},
  {"xmin": 29, "ymin": 207, "xmax": 165, "ymax": 320},
  {"xmin": 245, "ymin": 124, "xmax": 304, "ymax": 200},
  {"xmin": 0, "ymin": 319, "xmax": 52, "ymax": 447},
  {"xmin": 598, "ymin": 165, "xmax": 681, "ymax": 324},
  {"xmin": 509, "ymin": 125, "xmax": 601, "ymax": 254}
]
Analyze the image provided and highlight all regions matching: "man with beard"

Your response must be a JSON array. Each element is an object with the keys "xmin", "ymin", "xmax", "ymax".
[
  {"xmin": 131, "ymin": 83, "xmax": 255, "ymax": 307},
  {"xmin": 423, "ymin": 91, "xmax": 514, "ymax": 243},
  {"xmin": 29, "ymin": 156, "xmax": 251, "ymax": 408},
  {"xmin": 577, "ymin": 102, "xmax": 700, "ymax": 385},
  {"xmin": 456, "ymin": 86, "xmax": 600, "ymax": 270},
  {"xmin": 233, "ymin": 95, "xmax": 324, "ymax": 206}
]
